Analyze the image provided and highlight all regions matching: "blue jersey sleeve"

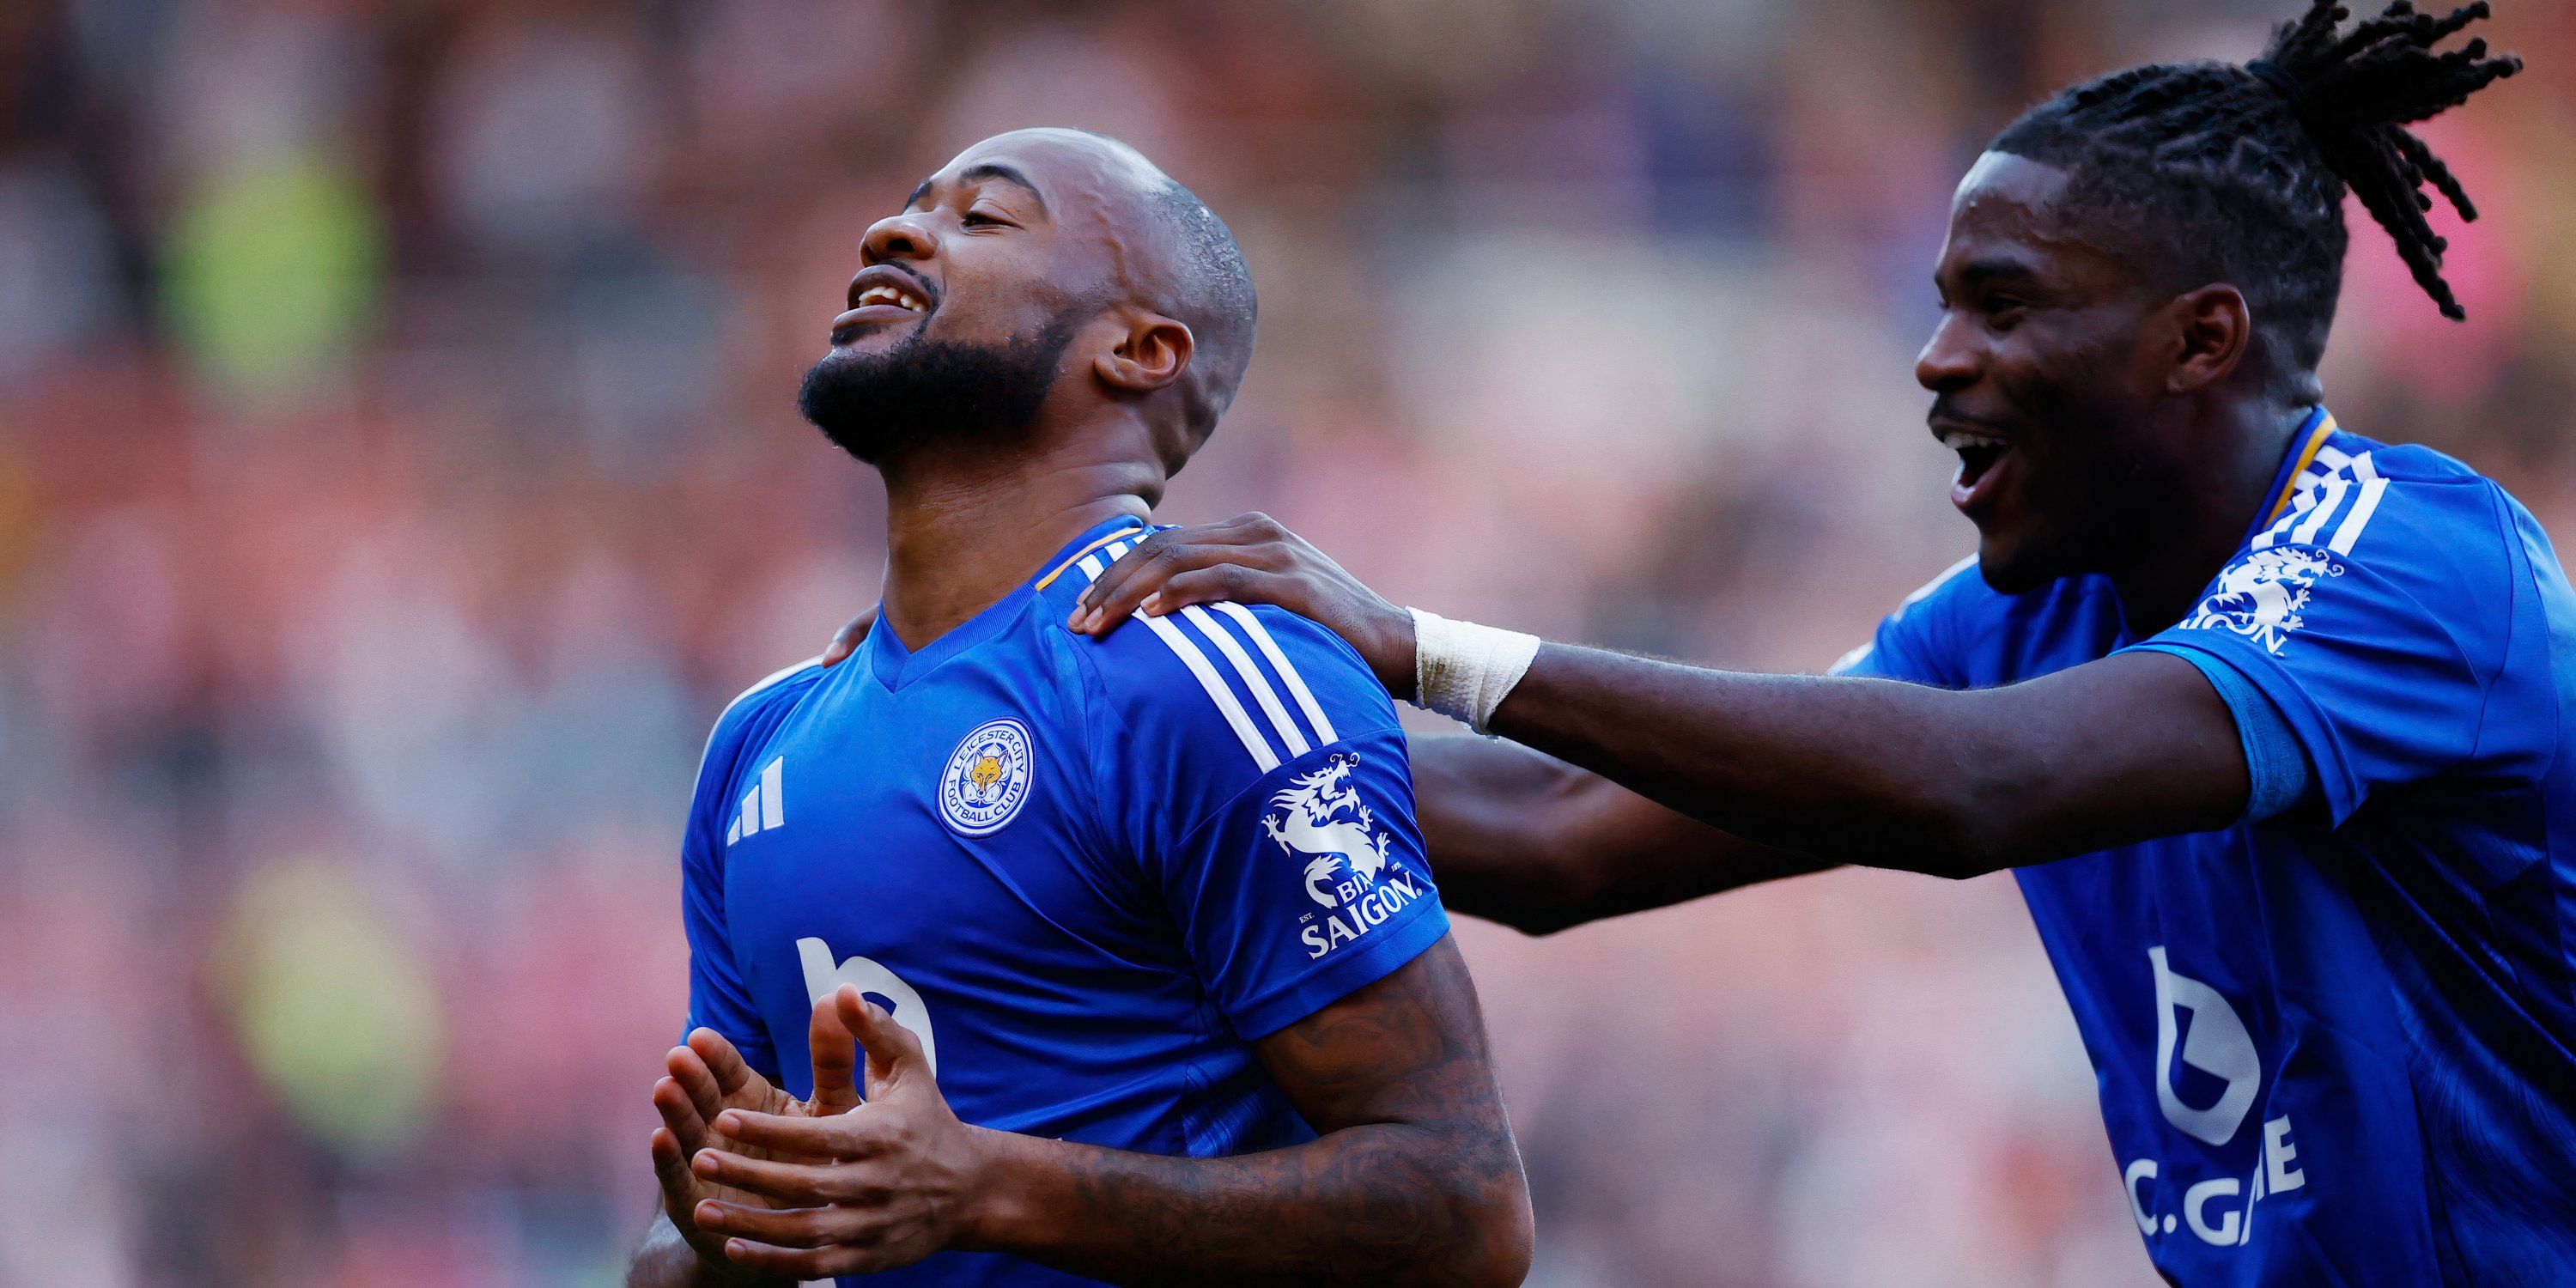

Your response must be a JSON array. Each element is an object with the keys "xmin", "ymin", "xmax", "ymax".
[
  {"xmin": 1075, "ymin": 603, "xmax": 1449, "ymax": 1040},
  {"xmin": 1831, "ymin": 554, "xmax": 1983, "ymax": 687},
  {"xmin": 677, "ymin": 665, "xmax": 817, "ymax": 1080},
  {"xmin": 2168, "ymin": 648, "xmax": 2318, "ymax": 820},
  {"xmin": 2125, "ymin": 458, "xmax": 2548, "ymax": 823}
]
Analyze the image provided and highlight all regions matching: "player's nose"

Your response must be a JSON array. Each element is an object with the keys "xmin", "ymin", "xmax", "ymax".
[
  {"xmin": 861, "ymin": 211, "xmax": 940, "ymax": 266},
  {"xmin": 1914, "ymin": 313, "xmax": 1983, "ymax": 393}
]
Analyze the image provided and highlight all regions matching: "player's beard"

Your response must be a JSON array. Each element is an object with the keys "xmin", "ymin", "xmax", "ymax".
[{"xmin": 796, "ymin": 317, "xmax": 1078, "ymax": 465}]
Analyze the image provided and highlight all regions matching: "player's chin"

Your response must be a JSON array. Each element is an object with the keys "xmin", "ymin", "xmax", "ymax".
[{"xmin": 1970, "ymin": 526, "xmax": 2062, "ymax": 595}]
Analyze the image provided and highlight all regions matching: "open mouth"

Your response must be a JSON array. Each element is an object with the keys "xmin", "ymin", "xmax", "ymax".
[
  {"xmin": 1937, "ymin": 424, "xmax": 2017, "ymax": 514},
  {"xmin": 829, "ymin": 268, "xmax": 938, "ymax": 343},
  {"xmin": 1947, "ymin": 431, "xmax": 2008, "ymax": 486},
  {"xmin": 853, "ymin": 283, "xmax": 928, "ymax": 313}
]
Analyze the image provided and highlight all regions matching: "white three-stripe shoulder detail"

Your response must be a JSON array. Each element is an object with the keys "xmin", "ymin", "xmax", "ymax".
[
  {"xmin": 1078, "ymin": 545, "xmax": 1279, "ymax": 770},
  {"xmin": 1211, "ymin": 601, "xmax": 1339, "ymax": 744},
  {"xmin": 2326, "ymin": 453, "xmax": 2386, "ymax": 555},
  {"xmin": 1179, "ymin": 604, "xmax": 1311, "ymax": 757},
  {"xmin": 2253, "ymin": 452, "xmax": 2388, "ymax": 554},
  {"xmin": 2288, "ymin": 472, "xmax": 2349, "ymax": 545}
]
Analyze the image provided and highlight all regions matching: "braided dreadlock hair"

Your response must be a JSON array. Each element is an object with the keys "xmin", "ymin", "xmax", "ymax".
[{"xmin": 1990, "ymin": 1, "xmax": 2521, "ymax": 378}]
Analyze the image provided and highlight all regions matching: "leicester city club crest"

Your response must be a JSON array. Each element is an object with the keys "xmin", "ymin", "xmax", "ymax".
[{"xmin": 940, "ymin": 718, "xmax": 1033, "ymax": 836}]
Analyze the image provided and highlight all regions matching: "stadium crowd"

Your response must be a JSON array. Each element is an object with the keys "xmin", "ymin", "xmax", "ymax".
[{"xmin": 5, "ymin": 1, "xmax": 2573, "ymax": 1284}]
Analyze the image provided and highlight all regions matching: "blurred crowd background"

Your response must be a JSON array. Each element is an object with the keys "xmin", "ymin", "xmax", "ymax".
[{"xmin": 6, "ymin": 1, "xmax": 2573, "ymax": 1285}]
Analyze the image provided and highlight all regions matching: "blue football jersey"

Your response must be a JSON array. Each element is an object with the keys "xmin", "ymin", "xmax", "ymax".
[
  {"xmin": 1838, "ymin": 409, "xmax": 2576, "ymax": 1285},
  {"xmin": 679, "ymin": 519, "xmax": 1449, "ymax": 1288}
]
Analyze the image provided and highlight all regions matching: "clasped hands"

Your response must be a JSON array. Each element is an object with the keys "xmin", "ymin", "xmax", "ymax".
[{"xmin": 649, "ymin": 986, "xmax": 1000, "ymax": 1280}]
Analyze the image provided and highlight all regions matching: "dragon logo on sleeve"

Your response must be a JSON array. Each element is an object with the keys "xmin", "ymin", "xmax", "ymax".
[
  {"xmin": 1263, "ymin": 753, "xmax": 1392, "ymax": 908},
  {"xmin": 1267, "ymin": 752, "xmax": 1428, "ymax": 961},
  {"xmin": 2182, "ymin": 547, "xmax": 2344, "ymax": 656}
]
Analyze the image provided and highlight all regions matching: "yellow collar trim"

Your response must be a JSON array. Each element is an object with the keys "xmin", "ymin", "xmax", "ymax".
[
  {"xmin": 2263, "ymin": 414, "xmax": 2341, "ymax": 526},
  {"xmin": 1033, "ymin": 526, "xmax": 1151, "ymax": 592}
]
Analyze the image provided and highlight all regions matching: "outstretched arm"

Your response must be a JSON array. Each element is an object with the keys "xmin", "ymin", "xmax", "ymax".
[
  {"xmin": 689, "ymin": 938, "xmax": 1531, "ymax": 1285},
  {"xmin": 1482, "ymin": 643, "xmax": 2244, "ymax": 877},
  {"xmin": 1413, "ymin": 734, "xmax": 1836, "ymax": 933},
  {"xmin": 1070, "ymin": 515, "xmax": 2249, "ymax": 879},
  {"xmin": 823, "ymin": 605, "xmax": 1828, "ymax": 931}
]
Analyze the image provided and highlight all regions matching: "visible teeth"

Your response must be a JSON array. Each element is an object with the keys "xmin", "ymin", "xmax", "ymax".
[
  {"xmin": 1941, "ymin": 431, "xmax": 2006, "ymax": 453},
  {"xmin": 855, "ymin": 286, "xmax": 927, "ymax": 313}
]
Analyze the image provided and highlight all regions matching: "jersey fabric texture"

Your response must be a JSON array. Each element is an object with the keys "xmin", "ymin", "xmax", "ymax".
[
  {"xmin": 680, "ymin": 519, "xmax": 1449, "ymax": 1287},
  {"xmin": 1837, "ymin": 409, "xmax": 2576, "ymax": 1285}
]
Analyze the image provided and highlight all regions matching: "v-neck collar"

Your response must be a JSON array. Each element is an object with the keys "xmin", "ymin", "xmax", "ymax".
[
  {"xmin": 861, "ymin": 515, "xmax": 1151, "ymax": 691},
  {"xmin": 2247, "ymin": 406, "xmax": 2339, "ymax": 544}
]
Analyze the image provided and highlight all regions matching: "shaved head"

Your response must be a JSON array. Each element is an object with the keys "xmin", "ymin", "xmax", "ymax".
[
  {"xmin": 975, "ymin": 128, "xmax": 1257, "ymax": 439},
  {"xmin": 1127, "ymin": 155, "xmax": 1258, "ymax": 437},
  {"xmin": 798, "ymin": 128, "xmax": 1257, "ymax": 475}
]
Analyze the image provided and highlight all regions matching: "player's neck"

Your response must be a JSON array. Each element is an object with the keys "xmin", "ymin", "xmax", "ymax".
[
  {"xmin": 2106, "ymin": 398, "xmax": 2308, "ymax": 635},
  {"xmin": 875, "ymin": 436, "xmax": 1159, "ymax": 652}
]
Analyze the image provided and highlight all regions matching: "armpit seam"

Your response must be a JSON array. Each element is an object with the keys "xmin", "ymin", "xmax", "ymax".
[{"xmin": 2467, "ymin": 484, "xmax": 2544, "ymax": 781}]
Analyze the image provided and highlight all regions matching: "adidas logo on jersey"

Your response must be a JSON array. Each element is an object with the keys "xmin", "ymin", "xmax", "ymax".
[{"xmin": 726, "ymin": 756, "xmax": 785, "ymax": 845}]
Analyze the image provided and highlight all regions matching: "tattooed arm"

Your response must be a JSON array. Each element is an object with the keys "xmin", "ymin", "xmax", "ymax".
[{"xmin": 686, "ymin": 939, "xmax": 1532, "ymax": 1285}]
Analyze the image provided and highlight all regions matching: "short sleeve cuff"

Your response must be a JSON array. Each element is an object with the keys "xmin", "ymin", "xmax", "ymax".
[
  {"xmin": 2154, "ymin": 646, "xmax": 2318, "ymax": 820},
  {"xmin": 1224, "ymin": 897, "xmax": 1452, "ymax": 1040},
  {"xmin": 2122, "ymin": 639, "xmax": 2359, "ymax": 823}
]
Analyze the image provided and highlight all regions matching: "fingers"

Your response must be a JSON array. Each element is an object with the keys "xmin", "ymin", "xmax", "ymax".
[
  {"xmin": 1071, "ymin": 526, "xmax": 1276, "ymax": 636},
  {"xmin": 654, "ymin": 1074, "xmax": 714, "ymax": 1157},
  {"xmin": 822, "ymin": 610, "xmax": 874, "ymax": 667},
  {"xmin": 692, "ymin": 1143, "xmax": 849, "ymax": 1206},
  {"xmin": 709, "ymin": 1106, "xmax": 878, "ymax": 1157},
  {"xmin": 650, "ymin": 1126, "xmax": 702, "ymax": 1208},
  {"xmin": 835, "ymin": 988, "xmax": 931, "ymax": 1095},
  {"xmin": 666, "ymin": 1045, "xmax": 726, "ymax": 1128},
  {"xmin": 807, "ymin": 991, "xmax": 861, "ymax": 1115},
  {"xmin": 1139, "ymin": 566, "xmax": 1291, "ymax": 622},
  {"xmin": 717, "ymin": 1235, "xmax": 874, "ymax": 1280},
  {"xmin": 692, "ymin": 1199, "xmax": 868, "ymax": 1250},
  {"xmin": 687, "ymin": 1028, "xmax": 756, "ymax": 1098},
  {"xmin": 1066, "ymin": 530, "xmax": 1177, "ymax": 635},
  {"xmin": 1067, "ymin": 522, "xmax": 1224, "ymax": 631}
]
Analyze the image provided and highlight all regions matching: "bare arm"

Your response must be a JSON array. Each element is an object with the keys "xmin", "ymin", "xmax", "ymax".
[
  {"xmin": 690, "ymin": 939, "xmax": 1532, "ymax": 1285},
  {"xmin": 968, "ymin": 936, "xmax": 1530, "ymax": 1285},
  {"xmin": 824, "ymin": 605, "xmax": 1829, "ymax": 933},
  {"xmin": 1413, "ymin": 734, "xmax": 1837, "ymax": 933},
  {"xmin": 1069, "ymin": 515, "xmax": 2250, "ymax": 880},
  {"xmin": 628, "ymin": 1213, "xmax": 775, "ymax": 1288},
  {"xmin": 1487, "ymin": 644, "xmax": 2244, "ymax": 876}
]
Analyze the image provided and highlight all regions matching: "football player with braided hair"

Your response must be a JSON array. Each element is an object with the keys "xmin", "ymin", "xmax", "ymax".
[{"xmin": 1052, "ymin": 4, "xmax": 2574, "ymax": 1280}]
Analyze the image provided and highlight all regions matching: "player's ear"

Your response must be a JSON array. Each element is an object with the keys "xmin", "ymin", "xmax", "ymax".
[
  {"xmin": 2164, "ymin": 284, "xmax": 2251, "ymax": 397},
  {"xmin": 1093, "ymin": 310, "xmax": 1194, "ymax": 396}
]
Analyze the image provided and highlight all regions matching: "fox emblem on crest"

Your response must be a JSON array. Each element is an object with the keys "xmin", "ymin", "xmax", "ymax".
[{"xmin": 967, "ymin": 750, "xmax": 1005, "ymax": 799}]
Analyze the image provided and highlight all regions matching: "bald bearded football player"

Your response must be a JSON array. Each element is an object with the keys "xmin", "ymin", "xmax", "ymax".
[{"xmin": 629, "ymin": 130, "xmax": 1532, "ymax": 1288}]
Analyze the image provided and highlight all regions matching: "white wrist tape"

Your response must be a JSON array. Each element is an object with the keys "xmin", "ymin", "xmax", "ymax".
[{"xmin": 1410, "ymin": 608, "xmax": 1542, "ymax": 734}]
